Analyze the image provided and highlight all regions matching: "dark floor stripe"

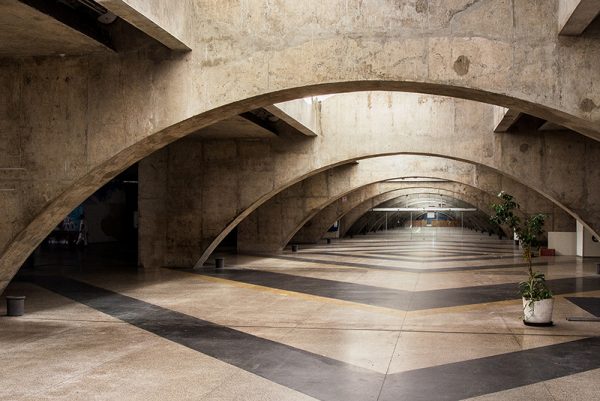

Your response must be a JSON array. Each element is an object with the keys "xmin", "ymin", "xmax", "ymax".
[
  {"xmin": 359, "ymin": 244, "xmax": 518, "ymax": 252},
  {"xmin": 252, "ymin": 253, "xmax": 552, "ymax": 273},
  {"xmin": 26, "ymin": 275, "xmax": 600, "ymax": 401},
  {"xmin": 371, "ymin": 247, "xmax": 518, "ymax": 254},
  {"xmin": 380, "ymin": 337, "xmax": 600, "ymax": 401},
  {"xmin": 26, "ymin": 275, "xmax": 384, "ymax": 401},
  {"xmin": 316, "ymin": 245, "xmax": 517, "ymax": 254},
  {"xmin": 566, "ymin": 297, "xmax": 600, "ymax": 317},
  {"xmin": 296, "ymin": 251, "xmax": 520, "ymax": 264},
  {"xmin": 315, "ymin": 241, "xmax": 517, "ymax": 251},
  {"xmin": 196, "ymin": 269, "xmax": 600, "ymax": 311}
]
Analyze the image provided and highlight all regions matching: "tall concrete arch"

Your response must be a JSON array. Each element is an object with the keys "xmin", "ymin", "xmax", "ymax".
[
  {"xmin": 129, "ymin": 93, "xmax": 600, "ymax": 273},
  {"xmin": 3, "ymin": 1, "xmax": 600, "ymax": 290},
  {"xmin": 236, "ymin": 165, "xmax": 571, "ymax": 254},
  {"xmin": 291, "ymin": 187, "xmax": 496, "ymax": 245},
  {"xmin": 290, "ymin": 185, "xmax": 534, "ymax": 245}
]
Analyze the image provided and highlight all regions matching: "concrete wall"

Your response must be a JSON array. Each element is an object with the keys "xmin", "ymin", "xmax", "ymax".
[{"xmin": 548, "ymin": 232, "xmax": 577, "ymax": 256}]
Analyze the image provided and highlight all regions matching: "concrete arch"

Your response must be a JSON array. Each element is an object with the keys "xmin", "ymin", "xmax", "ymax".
[
  {"xmin": 235, "ymin": 155, "xmax": 571, "ymax": 254},
  {"xmin": 358, "ymin": 192, "xmax": 498, "ymax": 236},
  {"xmin": 276, "ymin": 187, "xmax": 503, "ymax": 251},
  {"xmin": 348, "ymin": 195, "xmax": 485, "ymax": 237},
  {"xmin": 4, "ymin": 6, "xmax": 600, "ymax": 287},
  {"xmin": 291, "ymin": 185, "xmax": 507, "ymax": 245},
  {"xmin": 3, "ymin": 89, "xmax": 597, "ymax": 290},
  {"xmin": 129, "ymin": 92, "xmax": 600, "ymax": 272},
  {"xmin": 341, "ymin": 190, "xmax": 491, "ymax": 238},
  {"xmin": 342, "ymin": 191, "xmax": 500, "ymax": 238}
]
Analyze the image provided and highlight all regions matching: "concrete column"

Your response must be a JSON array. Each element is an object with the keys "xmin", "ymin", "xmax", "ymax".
[
  {"xmin": 137, "ymin": 148, "xmax": 169, "ymax": 268},
  {"xmin": 576, "ymin": 221, "xmax": 600, "ymax": 257}
]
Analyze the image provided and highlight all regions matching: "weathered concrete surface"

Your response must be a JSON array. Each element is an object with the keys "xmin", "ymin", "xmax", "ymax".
[
  {"xmin": 558, "ymin": 0, "xmax": 600, "ymax": 36},
  {"xmin": 2, "ymin": 0, "xmax": 600, "ymax": 290},
  {"xmin": 265, "ymin": 100, "xmax": 320, "ymax": 137},
  {"xmin": 0, "ymin": 1, "xmax": 112, "ymax": 56},
  {"xmin": 97, "ymin": 0, "xmax": 193, "ymax": 50},
  {"xmin": 137, "ymin": 149, "xmax": 168, "ymax": 269},
  {"xmin": 493, "ymin": 107, "xmax": 522, "ymax": 133}
]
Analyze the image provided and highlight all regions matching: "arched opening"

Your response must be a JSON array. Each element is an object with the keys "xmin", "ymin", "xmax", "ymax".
[{"xmin": 2, "ymin": 88, "xmax": 599, "ymax": 290}]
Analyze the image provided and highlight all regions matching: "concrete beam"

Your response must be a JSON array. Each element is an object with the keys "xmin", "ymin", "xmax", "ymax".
[
  {"xmin": 264, "ymin": 100, "xmax": 319, "ymax": 137},
  {"xmin": 240, "ymin": 107, "xmax": 317, "ymax": 140},
  {"xmin": 97, "ymin": 0, "xmax": 191, "ymax": 51},
  {"xmin": 2, "ymin": 0, "xmax": 113, "ymax": 55},
  {"xmin": 493, "ymin": 107, "xmax": 523, "ymax": 133},
  {"xmin": 558, "ymin": 0, "xmax": 600, "ymax": 36},
  {"xmin": 538, "ymin": 121, "xmax": 567, "ymax": 131}
]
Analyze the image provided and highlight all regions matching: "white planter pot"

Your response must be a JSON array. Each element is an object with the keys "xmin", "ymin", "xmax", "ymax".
[{"xmin": 522, "ymin": 297, "xmax": 554, "ymax": 326}]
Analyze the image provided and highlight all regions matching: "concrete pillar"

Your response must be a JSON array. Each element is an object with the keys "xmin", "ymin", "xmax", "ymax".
[
  {"xmin": 137, "ymin": 148, "xmax": 169, "ymax": 269},
  {"xmin": 576, "ymin": 221, "xmax": 600, "ymax": 257}
]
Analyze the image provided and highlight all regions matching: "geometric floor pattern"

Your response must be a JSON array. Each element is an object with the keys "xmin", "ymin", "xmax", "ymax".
[{"xmin": 2, "ymin": 227, "xmax": 599, "ymax": 400}]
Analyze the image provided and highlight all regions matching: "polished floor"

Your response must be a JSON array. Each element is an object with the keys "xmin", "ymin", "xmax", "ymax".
[{"xmin": 2, "ymin": 228, "xmax": 600, "ymax": 400}]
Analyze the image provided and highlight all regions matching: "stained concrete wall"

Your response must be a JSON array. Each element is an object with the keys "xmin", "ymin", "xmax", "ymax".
[
  {"xmin": 97, "ymin": 0, "xmax": 194, "ymax": 49},
  {"xmin": 2, "ymin": 0, "xmax": 600, "ymax": 291}
]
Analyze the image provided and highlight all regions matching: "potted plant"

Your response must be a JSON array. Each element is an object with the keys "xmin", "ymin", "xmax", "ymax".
[{"xmin": 490, "ymin": 192, "xmax": 554, "ymax": 326}]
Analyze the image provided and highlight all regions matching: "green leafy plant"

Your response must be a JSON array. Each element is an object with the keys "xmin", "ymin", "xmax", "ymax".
[{"xmin": 490, "ymin": 192, "xmax": 552, "ymax": 302}]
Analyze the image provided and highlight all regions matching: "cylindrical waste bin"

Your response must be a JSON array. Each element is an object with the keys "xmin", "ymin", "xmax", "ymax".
[
  {"xmin": 596, "ymin": 263, "xmax": 600, "ymax": 275},
  {"xmin": 292, "ymin": 244, "xmax": 299, "ymax": 252},
  {"xmin": 6, "ymin": 296, "xmax": 25, "ymax": 316},
  {"xmin": 215, "ymin": 257, "xmax": 225, "ymax": 268},
  {"xmin": 326, "ymin": 238, "xmax": 332, "ymax": 244}
]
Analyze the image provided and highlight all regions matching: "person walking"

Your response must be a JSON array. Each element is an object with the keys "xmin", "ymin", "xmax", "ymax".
[{"xmin": 76, "ymin": 214, "xmax": 88, "ymax": 246}]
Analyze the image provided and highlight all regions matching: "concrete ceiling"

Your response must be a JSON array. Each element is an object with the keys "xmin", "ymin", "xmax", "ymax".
[{"xmin": 0, "ymin": 1, "xmax": 111, "ymax": 57}]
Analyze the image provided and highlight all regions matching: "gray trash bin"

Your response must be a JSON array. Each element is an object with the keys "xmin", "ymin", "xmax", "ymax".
[
  {"xmin": 596, "ymin": 263, "xmax": 600, "ymax": 275},
  {"xmin": 215, "ymin": 257, "xmax": 225, "ymax": 269},
  {"xmin": 6, "ymin": 296, "xmax": 25, "ymax": 316},
  {"xmin": 292, "ymin": 245, "xmax": 299, "ymax": 252}
]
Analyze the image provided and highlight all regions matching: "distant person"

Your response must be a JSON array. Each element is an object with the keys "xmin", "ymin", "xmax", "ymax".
[
  {"xmin": 63, "ymin": 216, "xmax": 75, "ymax": 231},
  {"xmin": 76, "ymin": 215, "xmax": 88, "ymax": 246}
]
